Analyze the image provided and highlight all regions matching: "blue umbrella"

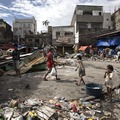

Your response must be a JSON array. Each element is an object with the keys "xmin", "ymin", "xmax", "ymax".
[
  {"xmin": 96, "ymin": 40, "xmax": 110, "ymax": 47},
  {"xmin": 108, "ymin": 36, "xmax": 120, "ymax": 46},
  {"xmin": 116, "ymin": 45, "xmax": 120, "ymax": 50}
]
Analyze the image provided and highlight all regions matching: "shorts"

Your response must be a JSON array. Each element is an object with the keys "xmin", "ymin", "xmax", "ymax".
[{"xmin": 13, "ymin": 60, "xmax": 20, "ymax": 70}]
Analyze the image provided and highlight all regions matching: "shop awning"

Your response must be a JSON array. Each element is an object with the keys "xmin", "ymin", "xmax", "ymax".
[{"xmin": 79, "ymin": 46, "xmax": 88, "ymax": 51}]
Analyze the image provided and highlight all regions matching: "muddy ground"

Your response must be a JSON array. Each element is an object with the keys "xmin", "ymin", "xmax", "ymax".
[{"xmin": 0, "ymin": 59, "xmax": 120, "ymax": 119}]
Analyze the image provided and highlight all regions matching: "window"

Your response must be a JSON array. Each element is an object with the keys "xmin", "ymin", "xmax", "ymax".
[
  {"xmin": 28, "ymin": 24, "xmax": 30, "ymax": 28},
  {"xmin": 23, "ymin": 23, "xmax": 25, "ymax": 27},
  {"xmin": 79, "ymin": 23, "xmax": 87, "ymax": 28},
  {"xmin": 99, "ymin": 12, "xmax": 101, "ymax": 16},
  {"xmin": 56, "ymin": 32, "xmax": 60, "ymax": 36},
  {"xmin": 108, "ymin": 26, "xmax": 111, "ymax": 29},
  {"xmin": 91, "ymin": 23, "xmax": 102, "ymax": 29},
  {"xmin": 65, "ymin": 32, "xmax": 73, "ymax": 35},
  {"xmin": 35, "ymin": 39, "xmax": 39, "ymax": 43},
  {"xmin": 83, "ymin": 11, "xmax": 92, "ymax": 15}
]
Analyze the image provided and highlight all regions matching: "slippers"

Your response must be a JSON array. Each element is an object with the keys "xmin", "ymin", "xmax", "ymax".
[
  {"xmin": 56, "ymin": 78, "xmax": 60, "ymax": 80},
  {"xmin": 44, "ymin": 78, "xmax": 48, "ymax": 81}
]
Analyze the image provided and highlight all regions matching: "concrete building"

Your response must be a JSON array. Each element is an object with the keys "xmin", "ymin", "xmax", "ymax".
[
  {"xmin": 25, "ymin": 32, "xmax": 52, "ymax": 48},
  {"xmin": 112, "ymin": 8, "xmax": 120, "ymax": 30},
  {"xmin": 71, "ymin": 5, "xmax": 112, "ymax": 50},
  {"xmin": 103, "ymin": 13, "xmax": 113, "ymax": 29},
  {"xmin": 0, "ymin": 19, "xmax": 13, "ymax": 41},
  {"xmin": 13, "ymin": 17, "xmax": 37, "ymax": 41},
  {"xmin": 52, "ymin": 26, "xmax": 75, "ymax": 55}
]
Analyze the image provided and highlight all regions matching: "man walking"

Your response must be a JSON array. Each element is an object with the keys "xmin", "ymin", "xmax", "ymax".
[
  {"xmin": 44, "ymin": 47, "xmax": 60, "ymax": 81},
  {"xmin": 12, "ymin": 44, "xmax": 21, "ymax": 77}
]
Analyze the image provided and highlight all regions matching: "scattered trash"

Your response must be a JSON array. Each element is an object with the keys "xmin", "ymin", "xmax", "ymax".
[
  {"xmin": 9, "ymin": 99, "xmax": 18, "ymax": 108},
  {"xmin": 8, "ymin": 89, "xmax": 14, "ymax": 91},
  {"xmin": 0, "ymin": 96, "xmax": 114, "ymax": 120}
]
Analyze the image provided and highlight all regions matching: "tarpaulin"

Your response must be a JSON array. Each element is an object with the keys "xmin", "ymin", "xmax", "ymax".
[
  {"xmin": 79, "ymin": 46, "xmax": 88, "ymax": 51},
  {"xmin": 116, "ymin": 45, "xmax": 120, "ymax": 50},
  {"xmin": 96, "ymin": 40, "xmax": 110, "ymax": 47},
  {"xmin": 108, "ymin": 36, "xmax": 120, "ymax": 46}
]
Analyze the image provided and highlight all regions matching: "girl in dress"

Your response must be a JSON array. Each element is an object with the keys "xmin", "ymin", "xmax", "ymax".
[{"xmin": 75, "ymin": 55, "xmax": 85, "ymax": 85}]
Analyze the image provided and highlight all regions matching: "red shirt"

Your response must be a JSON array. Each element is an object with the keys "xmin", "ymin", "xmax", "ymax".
[{"xmin": 47, "ymin": 52, "xmax": 53, "ymax": 68}]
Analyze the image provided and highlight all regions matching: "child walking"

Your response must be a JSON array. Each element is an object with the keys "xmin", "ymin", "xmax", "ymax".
[
  {"xmin": 104, "ymin": 65, "xmax": 114, "ymax": 102},
  {"xmin": 75, "ymin": 55, "xmax": 85, "ymax": 86}
]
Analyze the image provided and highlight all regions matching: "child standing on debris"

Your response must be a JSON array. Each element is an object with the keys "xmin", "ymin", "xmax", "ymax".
[
  {"xmin": 104, "ymin": 65, "xmax": 114, "ymax": 102},
  {"xmin": 75, "ymin": 55, "xmax": 85, "ymax": 85}
]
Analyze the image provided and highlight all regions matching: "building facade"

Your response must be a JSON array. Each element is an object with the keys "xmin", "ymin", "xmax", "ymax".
[
  {"xmin": 0, "ymin": 19, "xmax": 13, "ymax": 41},
  {"xmin": 52, "ymin": 26, "xmax": 75, "ymax": 54},
  {"xmin": 112, "ymin": 8, "xmax": 120, "ymax": 30},
  {"xmin": 71, "ymin": 5, "xmax": 112, "ymax": 48},
  {"xmin": 103, "ymin": 13, "xmax": 113, "ymax": 29},
  {"xmin": 25, "ymin": 33, "xmax": 52, "ymax": 48},
  {"xmin": 13, "ymin": 17, "xmax": 37, "ymax": 40}
]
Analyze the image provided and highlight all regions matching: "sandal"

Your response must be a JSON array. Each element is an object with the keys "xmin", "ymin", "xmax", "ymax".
[{"xmin": 44, "ymin": 78, "xmax": 48, "ymax": 81}]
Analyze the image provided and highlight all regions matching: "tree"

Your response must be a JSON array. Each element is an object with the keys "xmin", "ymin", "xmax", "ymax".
[{"xmin": 42, "ymin": 20, "xmax": 49, "ymax": 28}]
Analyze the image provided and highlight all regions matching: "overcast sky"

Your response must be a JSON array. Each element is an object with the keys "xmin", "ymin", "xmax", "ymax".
[{"xmin": 0, "ymin": 0, "xmax": 120, "ymax": 32}]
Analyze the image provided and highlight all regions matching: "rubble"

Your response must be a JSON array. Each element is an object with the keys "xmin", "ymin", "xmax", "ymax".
[{"xmin": 0, "ymin": 96, "xmax": 116, "ymax": 120}]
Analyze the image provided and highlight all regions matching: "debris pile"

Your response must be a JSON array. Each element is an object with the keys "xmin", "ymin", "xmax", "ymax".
[{"xmin": 0, "ymin": 96, "xmax": 114, "ymax": 120}]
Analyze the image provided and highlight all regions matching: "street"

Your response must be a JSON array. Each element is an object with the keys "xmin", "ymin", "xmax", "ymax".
[{"xmin": 0, "ymin": 59, "xmax": 120, "ymax": 119}]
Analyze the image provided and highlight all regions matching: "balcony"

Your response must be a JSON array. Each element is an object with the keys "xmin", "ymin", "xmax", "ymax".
[{"xmin": 77, "ymin": 15, "xmax": 103, "ymax": 23}]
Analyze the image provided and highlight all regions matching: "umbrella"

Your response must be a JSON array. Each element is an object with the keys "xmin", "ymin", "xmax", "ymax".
[
  {"xmin": 96, "ymin": 40, "xmax": 110, "ymax": 47},
  {"xmin": 116, "ymin": 45, "xmax": 120, "ymax": 50},
  {"xmin": 108, "ymin": 36, "xmax": 120, "ymax": 46}
]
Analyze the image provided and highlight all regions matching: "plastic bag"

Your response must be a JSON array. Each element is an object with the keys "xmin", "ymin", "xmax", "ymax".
[{"xmin": 51, "ymin": 67, "xmax": 57, "ymax": 76}]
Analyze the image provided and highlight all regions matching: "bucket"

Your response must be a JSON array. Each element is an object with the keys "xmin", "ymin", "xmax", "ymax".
[{"xmin": 86, "ymin": 83, "xmax": 102, "ymax": 97}]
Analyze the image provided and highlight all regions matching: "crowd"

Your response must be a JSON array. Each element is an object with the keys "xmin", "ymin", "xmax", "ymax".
[{"xmin": 78, "ymin": 47, "xmax": 120, "ymax": 61}]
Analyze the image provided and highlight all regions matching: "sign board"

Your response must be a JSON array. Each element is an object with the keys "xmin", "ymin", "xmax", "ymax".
[{"xmin": 56, "ymin": 36, "xmax": 71, "ymax": 44}]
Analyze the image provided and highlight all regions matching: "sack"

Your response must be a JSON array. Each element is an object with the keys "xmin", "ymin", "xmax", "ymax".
[{"xmin": 51, "ymin": 67, "xmax": 57, "ymax": 76}]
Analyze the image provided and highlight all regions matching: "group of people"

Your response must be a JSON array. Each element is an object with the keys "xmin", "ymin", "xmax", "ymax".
[
  {"xmin": 44, "ymin": 47, "xmax": 115, "ymax": 102},
  {"xmin": 11, "ymin": 45, "xmax": 115, "ymax": 102}
]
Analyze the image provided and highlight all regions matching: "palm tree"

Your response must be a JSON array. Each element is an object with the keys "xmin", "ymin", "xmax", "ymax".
[{"xmin": 42, "ymin": 20, "xmax": 50, "ymax": 28}]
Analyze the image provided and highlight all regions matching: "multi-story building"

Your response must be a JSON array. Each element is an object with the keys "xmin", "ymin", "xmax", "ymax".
[
  {"xmin": 0, "ymin": 19, "xmax": 13, "ymax": 41},
  {"xmin": 112, "ymin": 8, "xmax": 120, "ymax": 30},
  {"xmin": 25, "ymin": 32, "xmax": 52, "ymax": 48},
  {"xmin": 103, "ymin": 13, "xmax": 113, "ymax": 29},
  {"xmin": 71, "ymin": 5, "xmax": 112, "ymax": 49},
  {"xmin": 52, "ymin": 26, "xmax": 75, "ymax": 54},
  {"xmin": 13, "ymin": 17, "xmax": 37, "ymax": 41}
]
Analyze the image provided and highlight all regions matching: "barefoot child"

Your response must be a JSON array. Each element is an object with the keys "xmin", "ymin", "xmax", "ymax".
[
  {"xmin": 75, "ymin": 55, "xmax": 85, "ymax": 85},
  {"xmin": 104, "ymin": 65, "xmax": 114, "ymax": 102}
]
